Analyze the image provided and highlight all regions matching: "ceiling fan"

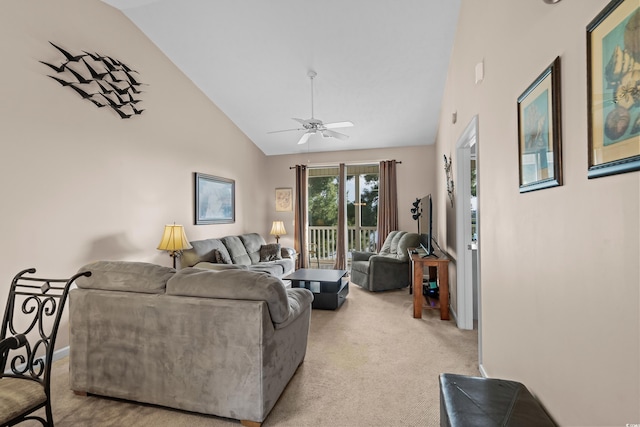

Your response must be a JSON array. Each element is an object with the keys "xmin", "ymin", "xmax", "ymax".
[{"xmin": 268, "ymin": 71, "xmax": 353, "ymax": 145}]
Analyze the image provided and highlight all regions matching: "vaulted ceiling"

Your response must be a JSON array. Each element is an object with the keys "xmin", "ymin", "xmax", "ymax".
[{"xmin": 100, "ymin": 0, "xmax": 461, "ymax": 156}]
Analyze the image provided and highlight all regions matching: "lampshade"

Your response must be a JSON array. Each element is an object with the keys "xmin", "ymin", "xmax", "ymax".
[
  {"xmin": 270, "ymin": 221, "xmax": 287, "ymax": 237},
  {"xmin": 157, "ymin": 224, "xmax": 192, "ymax": 252}
]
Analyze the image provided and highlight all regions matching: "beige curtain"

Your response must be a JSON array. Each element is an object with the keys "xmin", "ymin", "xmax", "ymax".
[
  {"xmin": 294, "ymin": 165, "xmax": 308, "ymax": 269},
  {"xmin": 376, "ymin": 160, "xmax": 398, "ymax": 250},
  {"xmin": 333, "ymin": 163, "xmax": 348, "ymax": 270}
]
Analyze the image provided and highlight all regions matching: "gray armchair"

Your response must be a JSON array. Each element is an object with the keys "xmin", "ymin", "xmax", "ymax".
[{"xmin": 350, "ymin": 231, "xmax": 420, "ymax": 292}]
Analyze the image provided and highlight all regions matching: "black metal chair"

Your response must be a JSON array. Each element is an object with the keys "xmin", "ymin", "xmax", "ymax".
[{"xmin": 0, "ymin": 268, "xmax": 91, "ymax": 426}]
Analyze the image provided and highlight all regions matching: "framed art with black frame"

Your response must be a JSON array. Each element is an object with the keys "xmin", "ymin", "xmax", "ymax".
[
  {"xmin": 194, "ymin": 172, "xmax": 235, "ymax": 225},
  {"xmin": 517, "ymin": 56, "xmax": 563, "ymax": 193},
  {"xmin": 587, "ymin": 0, "xmax": 640, "ymax": 178}
]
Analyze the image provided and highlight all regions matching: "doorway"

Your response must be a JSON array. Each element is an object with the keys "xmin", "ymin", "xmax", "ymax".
[
  {"xmin": 455, "ymin": 116, "xmax": 481, "ymax": 339},
  {"xmin": 307, "ymin": 165, "xmax": 379, "ymax": 267}
]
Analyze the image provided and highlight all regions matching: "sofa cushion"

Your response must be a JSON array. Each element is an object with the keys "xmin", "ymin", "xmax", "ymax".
[
  {"xmin": 389, "ymin": 231, "xmax": 404, "ymax": 255},
  {"xmin": 377, "ymin": 231, "xmax": 418, "ymax": 260},
  {"xmin": 239, "ymin": 233, "xmax": 267, "ymax": 264},
  {"xmin": 379, "ymin": 231, "xmax": 400, "ymax": 255},
  {"xmin": 272, "ymin": 258, "xmax": 295, "ymax": 276},
  {"xmin": 248, "ymin": 259, "xmax": 295, "ymax": 278},
  {"xmin": 76, "ymin": 261, "xmax": 174, "ymax": 294},
  {"xmin": 396, "ymin": 233, "xmax": 419, "ymax": 262},
  {"xmin": 249, "ymin": 263, "xmax": 284, "ymax": 277},
  {"xmin": 214, "ymin": 249, "xmax": 232, "ymax": 264},
  {"xmin": 181, "ymin": 238, "xmax": 232, "ymax": 267},
  {"xmin": 166, "ymin": 268, "xmax": 291, "ymax": 323},
  {"xmin": 221, "ymin": 236, "xmax": 252, "ymax": 266},
  {"xmin": 260, "ymin": 243, "xmax": 282, "ymax": 262},
  {"xmin": 193, "ymin": 262, "xmax": 248, "ymax": 271}
]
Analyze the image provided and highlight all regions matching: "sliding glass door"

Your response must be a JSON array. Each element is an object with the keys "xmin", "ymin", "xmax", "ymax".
[{"xmin": 307, "ymin": 164, "xmax": 379, "ymax": 267}]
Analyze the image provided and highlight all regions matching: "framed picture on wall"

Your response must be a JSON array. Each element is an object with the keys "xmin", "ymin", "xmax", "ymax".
[
  {"xmin": 194, "ymin": 173, "xmax": 235, "ymax": 224},
  {"xmin": 517, "ymin": 56, "xmax": 563, "ymax": 193},
  {"xmin": 275, "ymin": 188, "xmax": 293, "ymax": 212},
  {"xmin": 587, "ymin": 0, "xmax": 640, "ymax": 178}
]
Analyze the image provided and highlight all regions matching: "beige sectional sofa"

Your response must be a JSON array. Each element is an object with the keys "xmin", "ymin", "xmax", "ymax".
[{"xmin": 69, "ymin": 260, "xmax": 313, "ymax": 426}]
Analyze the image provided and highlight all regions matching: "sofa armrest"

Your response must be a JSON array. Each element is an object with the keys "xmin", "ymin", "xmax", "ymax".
[
  {"xmin": 369, "ymin": 254, "xmax": 405, "ymax": 265},
  {"xmin": 281, "ymin": 247, "xmax": 297, "ymax": 260},
  {"xmin": 274, "ymin": 288, "xmax": 314, "ymax": 330},
  {"xmin": 367, "ymin": 255, "xmax": 411, "ymax": 290},
  {"xmin": 167, "ymin": 268, "xmax": 292, "ymax": 323},
  {"xmin": 368, "ymin": 255, "xmax": 408, "ymax": 278},
  {"xmin": 352, "ymin": 251, "xmax": 375, "ymax": 262}
]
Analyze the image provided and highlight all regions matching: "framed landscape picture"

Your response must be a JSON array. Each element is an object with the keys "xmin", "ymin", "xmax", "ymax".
[
  {"xmin": 194, "ymin": 173, "xmax": 235, "ymax": 224},
  {"xmin": 517, "ymin": 56, "xmax": 563, "ymax": 193},
  {"xmin": 587, "ymin": 0, "xmax": 640, "ymax": 178}
]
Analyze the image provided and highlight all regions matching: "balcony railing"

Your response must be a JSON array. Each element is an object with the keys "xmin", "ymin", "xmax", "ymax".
[{"xmin": 308, "ymin": 226, "xmax": 377, "ymax": 265}]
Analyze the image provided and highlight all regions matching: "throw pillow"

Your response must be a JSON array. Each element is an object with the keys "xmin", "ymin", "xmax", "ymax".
[
  {"xmin": 259, "ymin": 243, "xmax": 282, "ymax": 262},
  {"xmin": 213, "ymin": 249, "xmax": 232, "ymax": 264}
]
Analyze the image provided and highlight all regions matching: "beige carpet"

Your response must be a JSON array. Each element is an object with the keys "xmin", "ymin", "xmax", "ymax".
[{"xmin": 28, "ymin": 284, "xmax": 479, "ymax": 426}]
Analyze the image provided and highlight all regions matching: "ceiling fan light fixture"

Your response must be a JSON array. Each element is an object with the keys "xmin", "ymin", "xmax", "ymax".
[
  {"xmin": 543, "ymin": 0, "xmax": 561, "ymax": 3},
  {"xmin": 269, "ymin": 71, "xmax": 353, "ymax": 145}
]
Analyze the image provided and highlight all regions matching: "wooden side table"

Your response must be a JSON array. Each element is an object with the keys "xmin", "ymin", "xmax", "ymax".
[{"xmin": 409, "ymin": 250, "xmax": 450, "ymax": 320}]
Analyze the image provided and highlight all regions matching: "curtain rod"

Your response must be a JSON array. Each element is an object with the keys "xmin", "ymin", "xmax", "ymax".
[{"xmin": 289, "ymin": 161, "xmax": 402, "ymax": 170}]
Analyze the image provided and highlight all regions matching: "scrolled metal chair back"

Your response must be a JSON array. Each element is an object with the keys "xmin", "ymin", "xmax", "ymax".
[{"xmin": 0, "ymin": 268, "xmax": 91, "ymax": 417}]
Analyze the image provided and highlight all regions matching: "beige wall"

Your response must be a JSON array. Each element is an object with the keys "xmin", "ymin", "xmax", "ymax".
[
  {"xmin": 264, "ymin": 145, "xmax": 436, "ymax": 251},
  {"xmin": 437, "ymin": 0, "xmax": 640, "ymax": 425},
  {"xmin": 0, "ymin": 0, "xmax": 270, "ymax": 347},
  {"xmin": 0, "ymin": 1, "xmax": 435, "ymax": 353}
]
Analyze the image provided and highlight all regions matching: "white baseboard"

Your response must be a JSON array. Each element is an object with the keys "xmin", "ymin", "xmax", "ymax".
[
  {"xmin": 478, "ymin": 363, "xmax": 488, "ymax": 378},
  {"xmin": 449, "ymin": 306, "xmax": 459, "ymax": 327},
  {"xmin": 53, "ymin": 346, "xmax": 69, "ymax": 362}
]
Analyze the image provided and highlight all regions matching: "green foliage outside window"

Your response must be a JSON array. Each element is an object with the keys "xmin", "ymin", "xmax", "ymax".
[
  {"xmin": 308, "ymin": 168, "xmax": 379, "ymax": 254},
  {"xmin": 309, "ymin": 176, "xmax": 339, "ymax": 226}
]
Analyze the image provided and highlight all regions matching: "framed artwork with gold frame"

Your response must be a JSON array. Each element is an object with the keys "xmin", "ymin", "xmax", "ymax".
[
  {"xmin": 587, "ymin": 0, "xmax": 640, "ymax": 178},
  {"xmin": 275, "ymin": 188, "xmax": 293, "ymax": 212}
]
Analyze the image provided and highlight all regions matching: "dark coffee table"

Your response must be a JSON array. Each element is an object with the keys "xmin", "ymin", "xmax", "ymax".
[{"xmin": 284, "ymin": 268, "xmax": 349, "ymax": 310}]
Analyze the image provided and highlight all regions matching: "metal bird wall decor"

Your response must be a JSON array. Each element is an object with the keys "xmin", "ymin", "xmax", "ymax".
[{"xmin": 41, "ymin": 41, "xmax": 146, "ymax": 119}]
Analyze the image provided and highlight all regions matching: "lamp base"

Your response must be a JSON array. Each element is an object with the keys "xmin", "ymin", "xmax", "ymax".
[{"xmin": 169, "ymin": 252, "xmax": 180, "ymax": 269}]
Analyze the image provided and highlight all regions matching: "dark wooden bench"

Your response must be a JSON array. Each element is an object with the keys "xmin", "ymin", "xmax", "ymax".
[{"xmin": 439, "ymin": 373, "xmax": 557, "ymax": 426}]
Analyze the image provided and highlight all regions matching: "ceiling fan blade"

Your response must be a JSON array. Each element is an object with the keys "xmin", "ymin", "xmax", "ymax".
[
  {"xmin": 267, "ymin": 127, "xmax": 304, "ymax": 134},
  {"xmin": 324, "ymin": 121, "xmax": 354, "ymax": 129},
  {"xmin": 321, "ymin": 129, "xmax": 349, "ymax": 140},
  {"xmin": 297, "ymin": 132, "xmax": 312, "ymax": 145},
  {"xmin": 292, "ymin": 118, "xmax": 307, "ymax": 125}
]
